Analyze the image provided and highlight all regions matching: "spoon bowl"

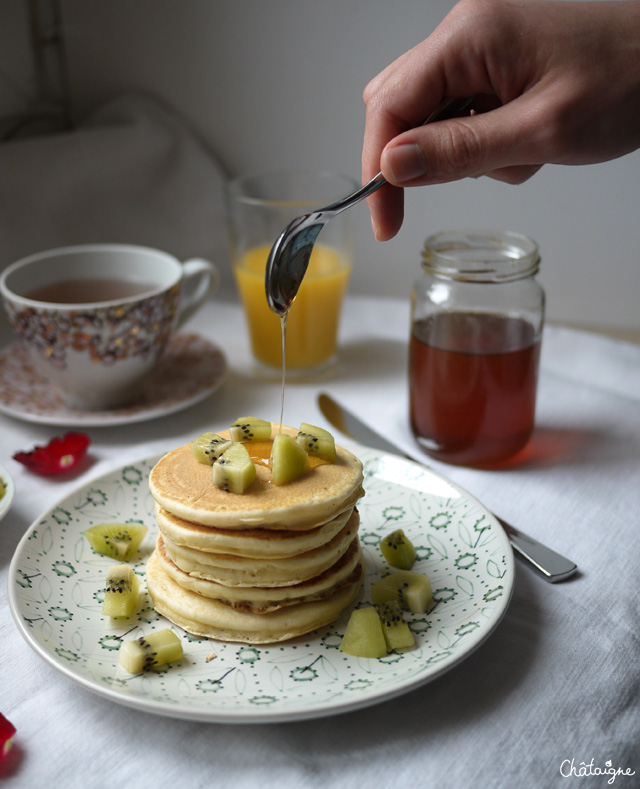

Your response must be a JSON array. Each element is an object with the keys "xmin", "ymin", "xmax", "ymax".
[{"xmin": 265, "ymin": 97, "xmax": 474, "ymax": 316}]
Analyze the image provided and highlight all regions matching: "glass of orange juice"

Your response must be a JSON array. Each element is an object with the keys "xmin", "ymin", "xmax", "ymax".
[{"xmin": 227, "ymin": 171, "xmax": 355, "ymax": 379}]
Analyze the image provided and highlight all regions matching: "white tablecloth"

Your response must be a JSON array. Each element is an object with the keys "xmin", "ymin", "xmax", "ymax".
[{"xmin": 1, "ymin": 296, "xmax": 638, "ymax": 788}]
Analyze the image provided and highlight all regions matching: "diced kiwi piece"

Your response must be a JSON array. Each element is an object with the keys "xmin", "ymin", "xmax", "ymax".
[
  {"xmin": 213, "ymin": 442, "xmax": 256, "ymax": 493},
  {"xmin": 376, "ymin": 601, "xmax": 415, "ymax": 652},
  {"xmin": 190, "ymin": 432, "xmax": 232, "ymax": 464},
  {"xmin": 119, "ymin": 628, "xmax": 183, "ymax": 674},
  {"xmin": 270, "ymin": 433, "xmax": 310, "ymax": 485},
  {"xmin": 371, "ymin": 570, "xmax": 433, "ymax": 614},
  {"xmin": 102, "ymin": 564, "xmax": 140, "ymax": 618},
  {"xmin": 380, "ymin": 528, "xmax": 417, "ymax": 570},
  {"xmin": 229, "ymin": 416, "xmax": 272, "ymax": 442},
  {"xmin": 339, "ymin": 607, "xmax": 388, "ymax": 658},
  {"xmin": 84, "ymin": 523, "xmax": 148, "ymax": 561},
  {"xmin": 296, "ymin": 423, "xmax": 337, "ymax": 463}
]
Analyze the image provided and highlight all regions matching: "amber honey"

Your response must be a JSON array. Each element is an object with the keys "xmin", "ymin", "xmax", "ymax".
[
  {"xmin": 246, "ymin": 440, "xmax": 328, "ymax": 470},
  {"xmin": 409, "ymin": 312, "xmax": 541, "ymax": 466},
  {"xmin": 409, "ymin": 230, "xmax": 544, "ymax": 467}
]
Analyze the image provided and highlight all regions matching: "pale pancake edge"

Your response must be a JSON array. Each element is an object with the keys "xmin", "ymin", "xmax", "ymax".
[
  {"xmin": 155, "ymin": 502, "xmax": 354, "ymax": 558},
  {"xmin": 146, "ymin": 549, "xmax": 364, "ymax": 644},
  {"xmin": 161, "ymin": 512, "xmax": 359, "ymax": 587},
  {"xmin": 154, "ymin": 534, "xmax": 363, "ymax": 612}
]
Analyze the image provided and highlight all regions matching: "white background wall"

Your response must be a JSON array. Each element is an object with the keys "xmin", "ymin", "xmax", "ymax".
[{"xmin": 2, "ymin": 0, "xmax": 639, "ymax": 333}]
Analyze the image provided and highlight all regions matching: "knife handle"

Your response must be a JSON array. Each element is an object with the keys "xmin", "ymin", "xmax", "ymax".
[{"xmin": 495, "ymin": 516, "xmax": 578, "ymax": 583}]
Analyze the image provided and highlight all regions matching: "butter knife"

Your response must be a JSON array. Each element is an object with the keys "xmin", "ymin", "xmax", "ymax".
[{"xmin": 318, "ymin": 392, "xmax": 578, "ymax": 583}]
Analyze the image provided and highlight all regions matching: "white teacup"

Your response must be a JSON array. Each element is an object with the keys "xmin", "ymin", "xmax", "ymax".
[{"xmin": 0, "ymin": 244, "xmax": 219, "ymax": 409}]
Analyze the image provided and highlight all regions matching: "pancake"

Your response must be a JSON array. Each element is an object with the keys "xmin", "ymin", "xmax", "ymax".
[
  {"xmin": 161, "ymin": 511, "xmax": 360, "ymax": 587},
  {"xmin": 146, "ymin": 548, "xmax": 364, "ymax": 644},
  {"xmin": 155, "ymin": 501, "xmax": 353, "ymax": 558},
  {"xmin": 154, "ymin": 534, "xmax": 363, "ymax": 612},
  {"xmin": 146, "ymin": 423, "xmax": 366, "ymax": 644},
  {"xmin": 148, "ymin": 424, "xmax": 364, "ymax": 530}
]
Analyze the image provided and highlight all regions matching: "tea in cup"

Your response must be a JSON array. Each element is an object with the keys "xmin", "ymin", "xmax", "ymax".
[{"xmin": 0, "ymin": 244, "xmax": 219, "ymax": 409}]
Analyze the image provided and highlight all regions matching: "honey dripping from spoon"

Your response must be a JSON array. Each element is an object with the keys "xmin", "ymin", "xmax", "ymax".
[{"xmin": 278, "ymin": 312, "xmax": 287, "ymax": 435}]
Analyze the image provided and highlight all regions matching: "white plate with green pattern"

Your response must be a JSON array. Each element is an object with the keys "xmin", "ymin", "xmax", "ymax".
[{"xmin": 8, "ymin": 448, "xmax": 514, "ymax": 723}]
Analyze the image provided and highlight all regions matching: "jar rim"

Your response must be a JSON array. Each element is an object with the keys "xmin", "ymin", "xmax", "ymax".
[{"xmin": 422, "ymin": 229, "xmax": 540, "ymax": 282}]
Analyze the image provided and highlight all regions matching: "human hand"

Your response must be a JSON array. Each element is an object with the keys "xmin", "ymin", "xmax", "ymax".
[{"xmin": 362, "ymin": 0, "xmax": 640, "ymax": 240}]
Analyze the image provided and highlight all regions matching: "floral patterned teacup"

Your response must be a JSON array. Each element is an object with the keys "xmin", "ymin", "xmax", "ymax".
[{"xmin": 0, "ymin": 244, "xmax": 219, "ymax": 409}]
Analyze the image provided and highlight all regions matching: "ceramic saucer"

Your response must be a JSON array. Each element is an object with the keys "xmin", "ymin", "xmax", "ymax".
[{"xmin": 0, "ymin": 333, "xmax": 227, "ymax": 427}]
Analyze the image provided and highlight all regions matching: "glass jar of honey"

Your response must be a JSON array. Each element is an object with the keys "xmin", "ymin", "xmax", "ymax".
[{"xmin": 409, "ymin": 229, "xmax": 545, "ymax": 467}]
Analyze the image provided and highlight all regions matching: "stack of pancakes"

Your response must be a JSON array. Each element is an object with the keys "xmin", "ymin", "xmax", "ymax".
[{"xmin": 146, "ymin": 425, "xmax": 364, "ymax": 644}]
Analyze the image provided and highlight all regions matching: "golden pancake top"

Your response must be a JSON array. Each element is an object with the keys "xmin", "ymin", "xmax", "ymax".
[{"xmin": 149, "ymin": 424, "xmax": 364, "ymax": 529}]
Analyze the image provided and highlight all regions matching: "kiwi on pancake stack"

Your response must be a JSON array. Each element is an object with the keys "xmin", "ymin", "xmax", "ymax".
[{"xmin": 146, "ymin": 418, "xmax": 365, "ymax": 644}]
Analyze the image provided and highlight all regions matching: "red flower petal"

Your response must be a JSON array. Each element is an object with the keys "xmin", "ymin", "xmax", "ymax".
[
  {"xmin": 13, "ymin": 432, "xmax": 91, "ymax": 475},
  {"xmin": 0, "ymin": 713, "xmax": 16, "ymax": 757}
]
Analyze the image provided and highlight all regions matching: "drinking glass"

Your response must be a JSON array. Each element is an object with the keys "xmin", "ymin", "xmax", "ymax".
[{"xmin": 227, "ymin": 170, "xmax": 355, "ymax": 379}]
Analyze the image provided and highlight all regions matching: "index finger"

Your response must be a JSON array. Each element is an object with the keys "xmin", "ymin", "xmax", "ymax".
[{"xmin": 361, "ymin": 39, "xmax": 451, "ymax": 240}]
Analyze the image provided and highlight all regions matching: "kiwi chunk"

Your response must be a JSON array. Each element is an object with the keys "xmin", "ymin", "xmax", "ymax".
[
  {"xmin": 213, "ymin": 442, "xmax": 256, "ymax": 493},
  {"xmin": 371, "ymin": 570, "xmax": 433, "ymax": 614},
  {"xmin": 119, "ymin": 628, "xmax": 183, "ymax": 674},
  {"xmin": 376, "ymin": 601, "xmax": 415, "ymax": 652},
  {"xmin": 190, "ymin": 432, "xmax": 232, "ymax": 465},
  {"xmin": 84, "ymin": 523, "xmax": 147, "ymax": 561},
  {"xmin": 102, "ymin": 564, "xmax": 140, "ymax": 618},
  {"xmin": 270, "ymin": 433, "xmax": 310, "ymax": 485},
  {"xmin": 229, "ymin": 416, "xmax": 272, "ymax": 442},
  {"xmin": 339, "ymin": 607, "xmax": 388, "ymax": 658},
  {"xmin": 380, "ymin": 528, "xmax": 417, "ymax": 570},
  {"xmin": 296, "ymin": 423, "xmax": 337, "ymax": 463}
]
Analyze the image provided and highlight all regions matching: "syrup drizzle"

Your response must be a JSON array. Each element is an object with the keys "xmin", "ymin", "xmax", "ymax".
[{"xmin": 279, "ymin": 313, "xmax": 287, "ymax": 434}]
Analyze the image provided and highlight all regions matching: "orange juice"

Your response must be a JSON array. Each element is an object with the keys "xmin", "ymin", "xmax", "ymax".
[{"xmin": 234, "ymin": 243, "xmax": 351, "ymax": 369}]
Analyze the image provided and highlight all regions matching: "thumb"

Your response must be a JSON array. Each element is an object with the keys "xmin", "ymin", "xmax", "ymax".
[{"xmin": 381, "ymin": 101, "xmax": 542, "ymax": 185}]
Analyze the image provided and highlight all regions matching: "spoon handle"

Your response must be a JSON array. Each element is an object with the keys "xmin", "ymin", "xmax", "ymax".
[{"xmin": 325, "ymin": 96, "xmax": 475, "ymax": 215}]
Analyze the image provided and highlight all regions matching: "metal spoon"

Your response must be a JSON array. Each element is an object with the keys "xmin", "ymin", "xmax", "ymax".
[{"xmin": 265, "ymin": 96, "xmax": 475, "ymax": 316}]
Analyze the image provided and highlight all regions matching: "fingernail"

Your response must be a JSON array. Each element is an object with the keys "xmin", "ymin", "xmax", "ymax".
[
  {"xmin": 371, "ymin": 215, "xmax": 380, "ymax": 240},
  {"xmin": 385, "ymin": 143, "xmax": 427, "ymax": 183}
]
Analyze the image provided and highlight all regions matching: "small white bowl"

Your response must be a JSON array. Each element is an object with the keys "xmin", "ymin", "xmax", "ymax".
[{"xmin": 0, "ymin": 463, "xmax": 15, "ymax": 522}]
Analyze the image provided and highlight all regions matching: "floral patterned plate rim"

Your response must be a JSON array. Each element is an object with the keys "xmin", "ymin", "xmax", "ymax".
[
  {"xmin": 0, "ymin": 333, "xmax": 227, "ymax": 427},
  {"xmin": 0, "ymin": 463, "xmax": 15, "ymax": 523},
  {"xmin": 8, "ymin": 447, "xmax": 514, "ymax": 724}
]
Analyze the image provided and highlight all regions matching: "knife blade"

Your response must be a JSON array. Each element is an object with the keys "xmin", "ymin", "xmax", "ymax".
[{"xmin": 318, "ymin": 392, "xmax": 578, "ymax": 583}]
